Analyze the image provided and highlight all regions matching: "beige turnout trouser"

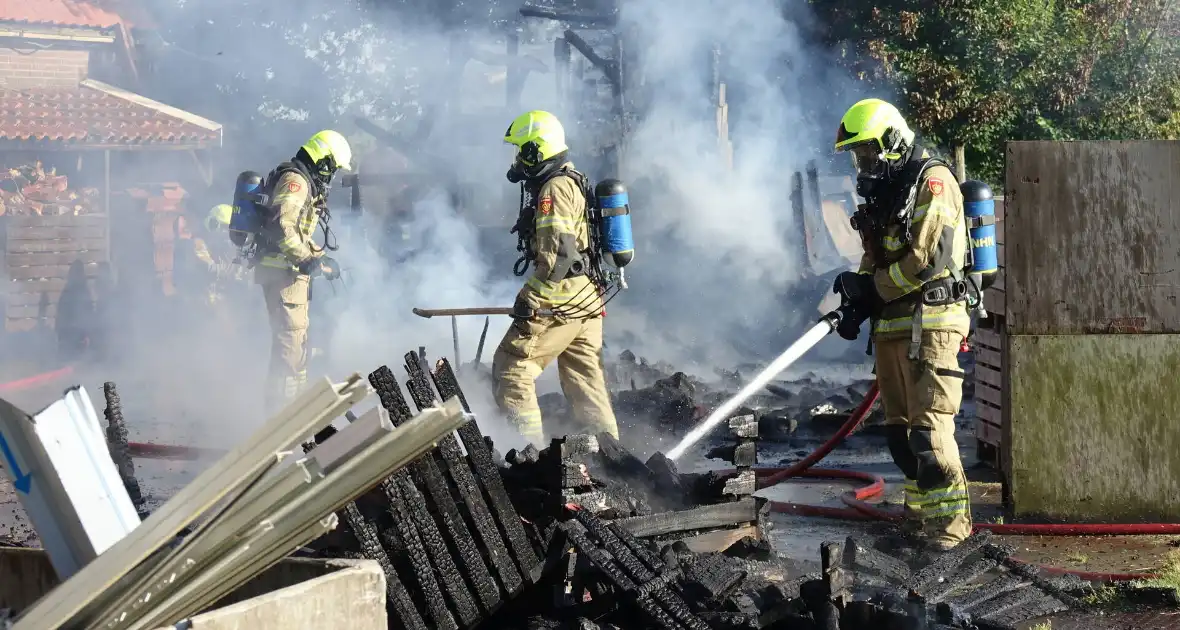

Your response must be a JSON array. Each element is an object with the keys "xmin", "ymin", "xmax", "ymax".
[
  {"xmin": 492, "ymin": 314, "xmax": 619, "ymax": 445},
  {"xmin": 258, "ymin": 269, "xmax": 311, "ymax": 411},
  {"xmin": 875, "ymin": 331, "xmax": 972, "ymax": 547}
]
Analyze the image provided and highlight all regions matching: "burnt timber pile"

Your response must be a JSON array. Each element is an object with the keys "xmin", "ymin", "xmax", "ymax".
[{"xmin": 97, "ymin": 349, "xmax": 1067, "ymax": 630}]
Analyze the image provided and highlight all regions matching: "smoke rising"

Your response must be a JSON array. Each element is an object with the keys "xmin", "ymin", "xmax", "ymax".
[{"xmin": 12, "ymin": 0, "xmax": 877, "ymax": 453}]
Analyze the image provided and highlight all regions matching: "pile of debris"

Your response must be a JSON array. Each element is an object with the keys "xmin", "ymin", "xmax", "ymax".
[
  {"xmin": 285, "ymin": 352, "xmax": 1087, "ymax": 630},
  {"xmin": 0, "ymin": 161, "xmax": 100, "ymax": 216}
]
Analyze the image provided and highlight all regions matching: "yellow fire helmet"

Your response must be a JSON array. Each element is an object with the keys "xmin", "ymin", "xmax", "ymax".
[
  {"xmin": 205, "ymin": 203, "xmax": 232, "ymax": 232},
  {"xmin": 834, "ymin": 98, "xmax": 915, "ymax": 163},
  {"xmin": 503, "ymin": 110, "xmax": 568, "ymax": 167},
  {"xmin": 302, "ymin": 129, "xmax": 353, "ymax": 173}
]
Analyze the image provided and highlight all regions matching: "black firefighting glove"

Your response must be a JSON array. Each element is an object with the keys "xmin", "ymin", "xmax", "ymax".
[
  {"xmin": 511, "ymin": 293, "xmax": 534, "ymax": 321},
  {"xmin": 300, "ymin": 256, "xmax": 341, "ymax": 281},
  {"xmin": 832, "ymin": 271, "xmax": 880, "ymax": 341}
]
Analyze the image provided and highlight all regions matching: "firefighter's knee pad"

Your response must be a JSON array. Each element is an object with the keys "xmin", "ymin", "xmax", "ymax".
[
  {"xmin": 909, "ymin": 427, "xmax": 949, "ymax": 491},
  {"xmin": 885, "ymin": 425, "xmax": 919, "ymax": 479}
]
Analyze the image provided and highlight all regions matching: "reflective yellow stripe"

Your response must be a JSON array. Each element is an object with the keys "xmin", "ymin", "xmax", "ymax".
[
  {"xmin": 883, "ymin": 235, "xmax": 905, "ymax": 252},
  {"xmin": 535, "ymin": 215, "xmax": 578, "ymax": 233},
  {"xmin": 260, "ymin": 254, "xmax": 297, "ymax": 270},
  {"xmin": 910, "ymin": 487, "xmax": 969, "ymax": 508},
  {"xmin": 924, "ymin": 499, "xmax": 970, "ymax": 520},
  {"xmin": 526, "ymin": 276, "xmax": 559, "ymax": 299},
  {"xmin": 913, "ymin": 202, "xmax": 957, "ymax": 223},
  {"xmin": 887, "ymin": 261, "xmax": 919, "ymax": 292},
  {"xmin": 873, "ymin": 309, "xmax": 971, "ymax": 333}
]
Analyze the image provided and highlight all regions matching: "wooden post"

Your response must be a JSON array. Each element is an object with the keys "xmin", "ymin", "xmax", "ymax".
[
  {"xmin": 104, "ymin": 149, "xmax": 112, "ymax": 259},
  {"xmin": 953, "ymin": 144, "xmax": 966, "ymax": 183},
  {"xmin": 716, "ymin": 84, "xmax": 733, "ymax": 171},
  {"xmin": 506, "ymin": 31, "xmax": 522, "ymax": 111}
]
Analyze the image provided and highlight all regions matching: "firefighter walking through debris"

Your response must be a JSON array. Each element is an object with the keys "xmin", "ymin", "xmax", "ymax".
[
  {"xmin": 830, "ymin": 99, "xmax": 972, "ymax": 551},
  {"xmin": 492, "ymin": 110, "xmax": 620, "ymax": 444},
  {"xmin": 255, "ymin": 130, "xmax": 348, "ymax": 411}
]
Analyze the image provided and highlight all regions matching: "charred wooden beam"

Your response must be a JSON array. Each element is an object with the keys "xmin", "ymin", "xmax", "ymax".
[
  {"xmin": 368, "ymin": 366, "xmax": 512, "ymax": 607},
  {"xmin": 341, "ymin": 502, "xmax": 429, "ymax": 630},
  {"xmin": 102, "ymin": 382, "xmax": 145, "ymax": 515},
  {"xmin": 562, "ymin": 29, "xmax": 620, "ymax": 87},
  {"xmin": 615, "ymin": 498, "xmax": 758, "ymax": 538},
  {"xmin": 520, "ymin": 4, "xmax": 618, "ymax": 27},
  {"xmin": 431, "ymin": 357, "xmax": 542, "ymax": 577}
]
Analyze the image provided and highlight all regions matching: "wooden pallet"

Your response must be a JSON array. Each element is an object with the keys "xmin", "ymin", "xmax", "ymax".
[
  {"xmin": 4, "ymin": 214, "xmax": 109, "ymax": 332},
  {"xmin": 972, "ymin": 197, "xmax": 1005, "ymax": 471}
]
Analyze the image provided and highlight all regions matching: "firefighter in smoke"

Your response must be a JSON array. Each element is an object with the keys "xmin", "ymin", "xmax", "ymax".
[
  {"xmin": 830, "ymin": 98, "xmax": 972, "ymax": 551},
  {"xmin": 492, "ymin": 110, "xmax": 620, "ymax": 444},
  {"xmin": 255, "ymin": 130, "xmax": 348, "ymax": 410},
  {"xmin": 175, "ymin": 204, "xmax": 239, "ymax": 307}
]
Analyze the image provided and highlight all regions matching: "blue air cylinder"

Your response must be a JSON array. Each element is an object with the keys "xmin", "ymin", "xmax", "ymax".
[
  {"xmin": 230, "ymin": 170, "xmax": 265, "ymax": 248},
  {"xmin": 594, "ymin": 178, "xmax": 634, "ymax": 268},
  {"xmin": 961, "ymin": 179, "xmax": 998, "ymax": 291}
]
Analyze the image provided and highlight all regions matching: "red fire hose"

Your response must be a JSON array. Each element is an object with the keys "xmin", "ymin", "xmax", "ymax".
[{"xmin": 733, "ymin": 381, "xmax": 1178, "ymax": 581}]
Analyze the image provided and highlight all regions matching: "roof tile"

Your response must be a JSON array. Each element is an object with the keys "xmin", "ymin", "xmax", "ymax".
[
  {"xmin": 0, "ymin": 85, "xmax": 221, "ymax": 148},
  {"xmin": 0, "ymin": 0, "xmax": 133, "ymax": 30}
]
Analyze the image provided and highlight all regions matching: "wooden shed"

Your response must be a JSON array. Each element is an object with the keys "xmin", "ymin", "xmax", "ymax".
[{"xmin": 999, "ymin": 140, "xmax": 1180, "ymax": 522}]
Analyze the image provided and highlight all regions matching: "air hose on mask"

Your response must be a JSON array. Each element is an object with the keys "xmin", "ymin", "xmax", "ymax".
[{"xmin": 709, "ymin": 381, "xmax": 1180, "ymax": 582}]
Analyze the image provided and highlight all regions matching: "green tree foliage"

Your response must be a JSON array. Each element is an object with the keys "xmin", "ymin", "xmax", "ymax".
[{"xmin": 811, "ymin": 0, "xmax": 1180, "ymax": 184}]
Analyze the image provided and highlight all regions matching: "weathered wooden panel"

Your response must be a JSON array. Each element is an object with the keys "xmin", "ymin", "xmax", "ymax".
[
  {"xmin": 975, "ymin": 346, "xmax": 1001, "ymax": 368},
  {"xmin": 1006, "ymin": 141, "xmax": 1180, "ymax": 334},
  {"xmin": 6, "ymin": 215, "xmax": 107, "ymax": 228},
  {"xmin": 983, "ymin": 287, "xmax": 1004, "ymax": 316},
  {"xmin": 7, "ymin": 278, "xmax": 98, "ymax": 295},
  {"xmin": 7, "ymin": 251, "xmax": 106, "ymax": 267},
  {"xmin": 975, "ymin": 363, "xmax": 1002, "ymax": 389},
  {"xmin": 7, "ymin": 238, "xmax": 106, "ymax": 254},
  {"xmin": 975, "ymin": 382, "xmax": 1002, "ymax": 408},
  {"xmin": 975, "ymin": 417, "xmax": 1001, "ymax": 445},
  {"xmin": 7, "ymin": 262, "xmax": 102, "ymax": 280},
  {"xmin": 7, "ymin": 226, "xmax": 106, "ymax": 241},
  {"xmin": 974, "ymin": 328, "xmax": 1003, "ymax": 350},
  {"xmin": 1008, "ymin": 334, "xmax": 1180, "ymax": 521}
]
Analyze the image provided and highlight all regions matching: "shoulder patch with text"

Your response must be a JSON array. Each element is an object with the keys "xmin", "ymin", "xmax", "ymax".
[
  {"xmin": 286, "ymin": 181, "xmax": 302, "ymax": 193},
  {"xmin": 926, "ymin": 177, "xmax": 944, "ymax": 196},
  {"xmin": 538, "ymin": 196, "xmax": 553, "ymax": 215}
]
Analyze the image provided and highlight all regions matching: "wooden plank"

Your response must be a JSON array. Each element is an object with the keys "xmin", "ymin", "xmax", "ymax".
[
  {"xmin": 992, "ymin": 270, "xmax": 1005, "ymax": 292},
  {"xmin": 7, "ymin": 278, "xmax": 98, "ymax": 295},
  {"xmin": 6, "ymin": 303, "xmax": 61, "ymax": 319},
  {"xmin": 975, "ymin": 382, "xmax": 1003, "ymax": 408},
  {"xmin": 6, "ymin": 251, "xmax": 106, "ymax": 267},
  {"xmin": 6, "ymin": 215, "xmax": 107, "ymax": 228},
  {"xmin": 975, "ymin": 328, "xmax": 1003, "ymax": 350},
  {"xmin": 995, "ymin": 243, "xmax": 1004, "ymax": 267},
  {"xmin": 995, "ymin": 217, "xmax": 1004, "ymax": 244},
  {"xmin": 5, "ymin": 317, "xmax": 50, "ymax": 332},
  {"xmin": 1006, "ymin": 141, "xmax": 1180, "ymax": 334},
  {"xmin": 975, "ymin": 346, "xmax": 1002, "ymax": 369},
  {"xmin": 976, "ymin": 401, "xmax": 1002, "ymax": 426},
  {"xmin": 7, "ymin": 226, "xmax": 106, "ymax": 241},
  {"xmin": 6, "ymin": 239, "xmax": 107, "ymax": 255},
  {"xmin": 7, "ymin": 263, "xmax": 102, "ymax": 281},
  {"xmin": 976, "ymin": 364, "xmax": 1002, "ymax": 389},
  {"xmin": 983, "ymin": 285, "xmax": 1004, "ymax": 315},
  {"xmin": 678, "ymin": 524, "xmax": 758, "ymax": 554},
  {"xmin": 975, "ymin": 416, "xmax": 1001, "ymax": 446},
  {"xmin": 6, "ymin": 288, "xmax": 94, "ymax": 307}
]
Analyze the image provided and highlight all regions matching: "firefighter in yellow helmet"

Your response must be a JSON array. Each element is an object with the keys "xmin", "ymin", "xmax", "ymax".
[
  {"xmin": 492, "ymin": 110, "xmax": 620, "ymax": 445},
  {"xmin": 255, "ymin": 129, "xmax": 348, "ymax": 411},
  {"xmin": 175, "ymin": 204, "xmax": 235, "ymax": 305},
  {"xmin": 831, "ymin": 98, "xmax": 972, "ymax": 551}
]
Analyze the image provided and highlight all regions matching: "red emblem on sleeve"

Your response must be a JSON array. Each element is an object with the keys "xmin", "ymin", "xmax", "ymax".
[
  {"xmin": 927, "ymin": 178, "xmax": 944, "ymax": 196},
  {"xmin": 287, "ymin": 181, "xmax": 301, "ymax": 193},
  {"xmin": 538, "ymin": 196, "xmax": 553, "ymax": 215}
]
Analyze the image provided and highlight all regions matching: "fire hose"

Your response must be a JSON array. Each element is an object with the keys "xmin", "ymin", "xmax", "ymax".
[{"xmin": 669, "ymin": 311, "xmax": 1180, "ymax": 582}]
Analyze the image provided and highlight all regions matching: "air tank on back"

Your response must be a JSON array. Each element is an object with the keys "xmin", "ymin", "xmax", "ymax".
[
  {"xmin": 961, "ymin": 179, "xmax": 998, "ymax": 291},
  {"xmin": 593, "ymin": 178, "xmax": 634, "ymax": 268},
  {"xmin": 231, "ymin": 170, "xmax": 265, "ymax": 248}
]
